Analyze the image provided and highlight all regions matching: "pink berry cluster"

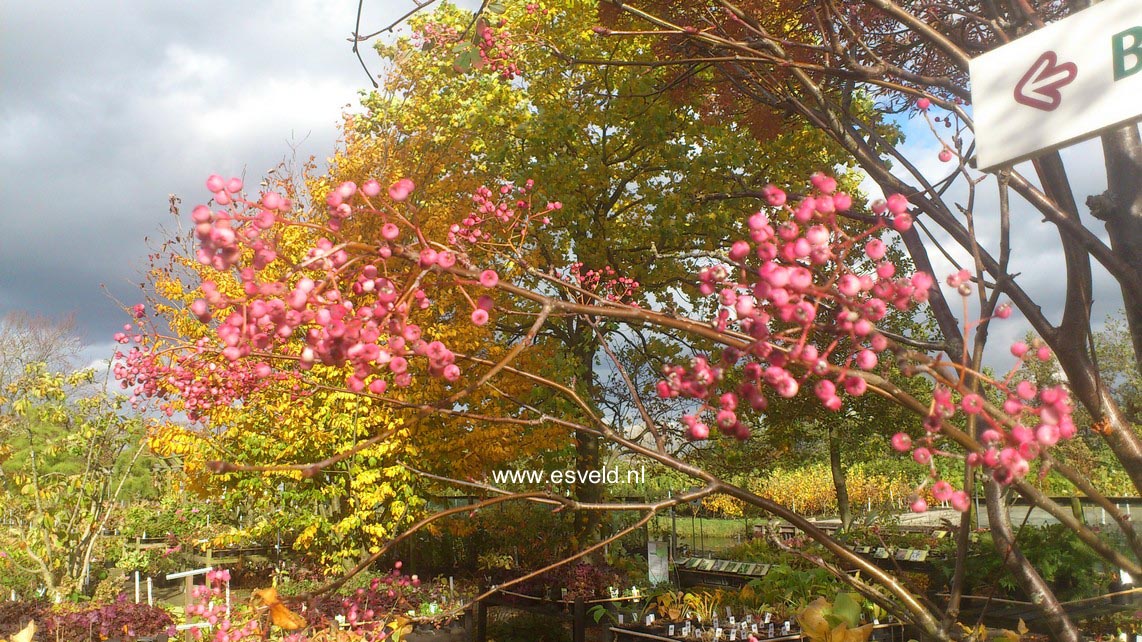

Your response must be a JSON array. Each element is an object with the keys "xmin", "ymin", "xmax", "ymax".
[
  {"xmin": 657, "ymin": 174, "xmax": 927, "ymax": 441},
  {"xmin": 412, "ymin": 21, "xmax": 461, "ymax": 50},
  {"xmin": 113, "ymin": 339, "xmax": 293, "ymax": 419},
  {"xmin": 340, "ymin": 562, "xmax": 421, "ymax": 631},
  {"xmin": 892, "ymin": 338, "xmax": 1074, "ymax": 511},
  {"xmin": 185, "ymin": 569, "xmax": 260, "ymax": 642},
  {"xmin": 475, "ymin": 20, "xmax": 522, "ymax": 79},
  {"xmin": 567, "ymin": 262, "xmax": 640, "ymax": 304},
  {"xmin": 446, "ymin": 179, "xmax": 556, "ymax": 246},
  {"xmin": 192, "ymin": 175, "xmax": 287, "ymax": 272},
  {"xmin": 118, "ymin": 174, "xmax": 550, "ymax": 414}
]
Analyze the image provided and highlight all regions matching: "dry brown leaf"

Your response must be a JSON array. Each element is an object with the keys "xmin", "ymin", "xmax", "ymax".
[
  {"xmin": 5, "ymin": 620, "xmax": 36, "ymax": 642},
  {"xmin": 252, "ymin": 587, "xmax": 307, "ymax": 630}
]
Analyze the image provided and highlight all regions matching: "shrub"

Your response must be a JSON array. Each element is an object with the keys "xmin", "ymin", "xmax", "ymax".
[
  {"xmin": 929, "ymin": 524, "xmax": 1113, "ymax": 601},
  {"xmin": 43, "ymin": 596, "xmax": 174, "ymax": 641},
  {"xmin": 0, "ymin": 600, "xmax": 48, "ymax": 639}
]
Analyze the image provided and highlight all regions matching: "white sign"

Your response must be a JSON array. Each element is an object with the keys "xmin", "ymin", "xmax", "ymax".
[{"xmin": 970, "ymin": 0, "xmax": 1142, "ymax": 170}]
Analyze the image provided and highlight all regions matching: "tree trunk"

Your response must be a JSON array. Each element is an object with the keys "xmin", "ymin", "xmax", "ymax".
[
  {"xmin": 570, "ymin": 333, "xmax": 604, "ymax": 551},
  {"xmin": 827, "ymin": 423, "xmax": 852, "ymax": 530},
  {"xmin": 1094, "ymin": 124, "xmax": 1142, "ymax": 375},
  {"xmin": 984, "ymin": 480, "xmax": 1081, "ymax": 642}
]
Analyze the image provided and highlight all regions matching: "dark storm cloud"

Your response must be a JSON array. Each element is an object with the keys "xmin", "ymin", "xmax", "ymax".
[{"xmin": 0, "ymin": 0, "xmax": 448, "ymax": 360}]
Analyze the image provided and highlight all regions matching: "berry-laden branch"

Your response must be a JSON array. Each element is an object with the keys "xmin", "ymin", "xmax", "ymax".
[{"xmin": 120, "ymin": 170, "xmax": 1121, "ymax": 640}]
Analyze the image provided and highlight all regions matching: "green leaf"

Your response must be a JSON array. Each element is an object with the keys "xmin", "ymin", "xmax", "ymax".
[
  {"xmin": 831, "ymin": 592, "xmax": 862, "ymax": 627},
  {"xmin": 486, "ymin": 2, "xmax": 506, "ymax": 14}
]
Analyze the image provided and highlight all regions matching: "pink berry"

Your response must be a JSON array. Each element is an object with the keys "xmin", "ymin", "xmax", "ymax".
[
  {"xmin": 810, "ymin": 172, "xmax": 837, "ymax": 194},
  {"xmin": 362, "ymin": 179, "xmax": 382, "ymax": 197},
  {"xmin": 917, "ymin": 98, "xmax": 931, "ymax": 110},
  {"xmin": 891, "ymin": 432, "xmax": 912, "ymax": 452},
  {"xmin": 864, "ymin": 238, "xmax": 887, "ymax": 260},
  {"xmin": 932, "ymin": 480, "xmax": 953, "ymax": 502},
  {"xmin": 1016, "ymin": 380, "xmax": 1036, "ymax": 400},
  {"xmin": 1036, "ymin": 424, "xmax": 1060, "ymax": 446},
  {"xmin": 762, "ymin": 185, "xmax": 786, "ymax": 206},
  {"xmin": 950, "ymin": 491, "xmax": 970, "ymax": 512},
  {"xmin": 471, "ymin": 309, "xmax": 489, "ymax": 325},
  {"xmin": 843, "ymin": 376, "xmax": 867, "ymax": 396},
  {"xmin": 479, "ymin": 269, "xmax": 499, "ymax": 288},
  {"xmin": 938, "ymin": 149, "xmax": 953, "ymax": 162},
  {"xmin": 854, "ymin": 349, "xmax": 877, "ymax": 370},
  {"xmin": 389, "ymin": 178, "xmax": 415, "ymax": 201},
  {"xmin": 886, "ymin": 194, "xmax": 909, "ymax": 215},
  {"xmin": 833, "ymin": 192, "xmax": 852, "ymax": 211},
  {"xmin": 728, "ymin": 240, "xmax": 750, "ymax": 262}
]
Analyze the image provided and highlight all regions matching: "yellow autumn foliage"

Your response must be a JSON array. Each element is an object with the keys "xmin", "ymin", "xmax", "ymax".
[{"xmin": 740, "ymin": 463, "xmax": 929, "ymax": 516}]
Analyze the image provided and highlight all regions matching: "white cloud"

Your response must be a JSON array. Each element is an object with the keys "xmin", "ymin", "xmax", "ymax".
[{"xmin": 863, "ymin": 114, "xmax": 1125, "ymax": 371}]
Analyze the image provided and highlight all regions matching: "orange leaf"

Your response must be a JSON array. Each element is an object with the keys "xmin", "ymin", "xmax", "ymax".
[{"xmin": 253, "ymin": 587, "xmax": 307, "ymax": 630}]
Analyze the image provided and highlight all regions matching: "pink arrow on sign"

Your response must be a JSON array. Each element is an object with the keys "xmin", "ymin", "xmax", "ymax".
[{"xmin": 1013, "ymin": 51, "xmax": 1078, "ymax": 111}]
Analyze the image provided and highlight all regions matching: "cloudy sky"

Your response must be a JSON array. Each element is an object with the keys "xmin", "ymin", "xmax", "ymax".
[
  {"xmin": 0, "ymin": 0, "xmax": 1127, "ymax": 372},
  {"xmin": 0, "ymin": 0, "xmax": 473, "ymax": 366},
  {"xmin": 879, "ymin": 132, "xmax": 1127, "ymax": 372}
]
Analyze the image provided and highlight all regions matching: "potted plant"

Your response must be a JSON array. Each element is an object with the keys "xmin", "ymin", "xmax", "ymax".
[{"xmin": 797, "ymin": 592, "xmax": 871, "ymax": 642}]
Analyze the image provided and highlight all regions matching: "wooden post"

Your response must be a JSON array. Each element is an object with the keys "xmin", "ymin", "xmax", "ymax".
[
  {"xmin": 573, "ymin": 596, "xmax": 586, "ymax": 642},
  {"xmin": 184, "ymin": 575, "xmax": 195, "ymax": 641},
  {"xmin": 476, "ymin": 600, "xmax": 488, "ymax": 642}
]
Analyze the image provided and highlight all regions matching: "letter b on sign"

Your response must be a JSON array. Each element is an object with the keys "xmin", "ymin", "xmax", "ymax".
[{"xmin": 1113, "ymin": 27, "xmax": 1142, "ymax": 80}]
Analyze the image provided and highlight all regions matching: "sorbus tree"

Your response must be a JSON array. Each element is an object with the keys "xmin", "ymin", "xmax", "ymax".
[
  {"xmin": 572, "ymin": 1, "xmax": 1142, "ymax": 637},
  {"xmin": 119, "ymin": 163, "xmax": 1127, "ymax": 639}
]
